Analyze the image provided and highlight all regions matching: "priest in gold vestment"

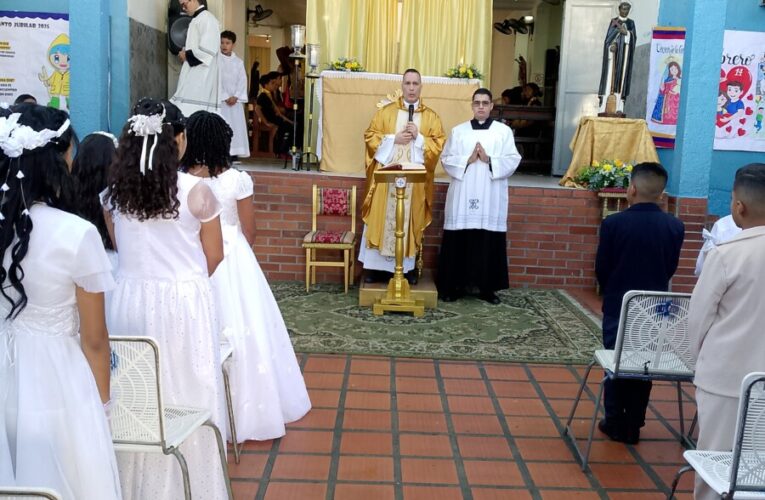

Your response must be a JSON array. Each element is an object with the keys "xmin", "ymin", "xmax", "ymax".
[{"xmin": 359, "ymin": 69, "xmax": 446, "ymax": 284}]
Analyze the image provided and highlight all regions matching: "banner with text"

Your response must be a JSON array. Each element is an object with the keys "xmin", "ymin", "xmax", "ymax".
[
  {"xmin": 714, "ymin": 30, "xmax": 765, "ymax": 152},
  {"xmin": 645, "ymin": 27, "xmax": 685, "ymax": 149},
  {"xmin": 0, "ymin": 11, "xmax": 70, "ymax": 110}
]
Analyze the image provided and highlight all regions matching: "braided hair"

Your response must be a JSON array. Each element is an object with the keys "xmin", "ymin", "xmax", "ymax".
[
  {"xmin": 181, "ymin": 110, "xmax": 232, "ymax": 177},
  {"xmin": 70, "ymin": 133, "xmax": 117, "ymax": 250},
  {"xmin": 0, "ymin": 103, "xmax": 75, "ymax": 318},
  {"xmin": 105, "ymin": 98, "xmax": 181, "ymax": 221}
]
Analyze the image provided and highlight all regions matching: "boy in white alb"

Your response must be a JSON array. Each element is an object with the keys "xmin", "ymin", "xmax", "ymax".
[{"xmin": 218, "ymin": 30, "xmax": 250, "ymax": 159}]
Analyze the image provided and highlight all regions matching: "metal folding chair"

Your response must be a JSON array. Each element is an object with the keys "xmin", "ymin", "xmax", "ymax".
[
  {"xmin": 0, "ymin": 487, "xmax": 62, "ymax": 499},
  {"xmin": 563, "ymin": 291, "xmax": 696, "ymax": 470},
  {"xmin": 109, "ymin": 337, "xmax": 233, "ymax": 500},
  {"xmin": 220, "ymin": 342, "xmax": 240, "ymax": 463},
  {"xmin": 669, "ymin": 372, "xmax": 765, "ymax": 499}
]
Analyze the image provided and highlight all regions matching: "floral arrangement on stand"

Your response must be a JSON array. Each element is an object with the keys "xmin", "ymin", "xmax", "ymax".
[
  {"xmin": 445, "ymin": 64, "xmax": 482, "ymax": 80},
  {"xmin": 574, "ymin": 160, "xmax": 634, "ymax": 191},
  {"xmin": 328, "ymin": 57, "xmax": 365, "ymax": 72}
]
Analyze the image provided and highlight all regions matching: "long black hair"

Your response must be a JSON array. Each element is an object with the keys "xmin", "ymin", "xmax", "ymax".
[
  {"xmin": 0, "ymin": 103, "xmax": 75, "ymax": 318},
  {"xmin": 105, "ymin": 98, "xmax": 180, "ymax": 221},
  {"xmin": 181, "ymin": 110, "xmax": 232, "ymax": 177},
  {"xmin": 70, "ymin": 133, "xmax": 117, "ymax": 250}
]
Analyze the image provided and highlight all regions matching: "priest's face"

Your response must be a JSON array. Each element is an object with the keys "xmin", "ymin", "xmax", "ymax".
[
  {"xmin": 180, "ymin": 0, "xmax": 201, "ymax": 14},
  {"xmin": 472, "ymin": 94, "xmax": 493, "ymax": 121},
  {"xmin": 401, "ymin": 71, "xmax": 422, "ymax": 104}
]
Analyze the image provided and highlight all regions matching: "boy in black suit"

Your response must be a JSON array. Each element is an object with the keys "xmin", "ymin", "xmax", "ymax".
[{"xmin": 595, "ymin": 162, "xmax": 685, "ymax": 443}]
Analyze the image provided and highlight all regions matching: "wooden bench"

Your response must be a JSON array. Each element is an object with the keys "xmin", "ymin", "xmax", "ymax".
[{"xmin": 490, "ymin": 105, "xmax": 556, "ymax": 175}]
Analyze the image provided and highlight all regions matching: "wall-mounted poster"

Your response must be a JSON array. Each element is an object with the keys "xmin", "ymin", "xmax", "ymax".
[
  {"xmin": 645, "ymin": 27, "xmax": 685, "ymax": 149},
  {"xmin": 0, "ymin": 11, "xmax": 70, "ymax": 110},
  {"xmin": 714, "ymin": 30, "xmax": 765, "ymax": 152}
]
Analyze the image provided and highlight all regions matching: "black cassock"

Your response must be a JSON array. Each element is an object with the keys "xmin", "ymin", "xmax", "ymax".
[{"xmin": 598, "ymin": 16, "xmax": 637, "ymax": 105}]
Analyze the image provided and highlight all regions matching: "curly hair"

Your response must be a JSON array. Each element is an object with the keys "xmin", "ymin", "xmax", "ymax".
[
  {"xmin": 70, "ymin": 133, "xmax": 117, "ymax": 250},
  {"xmin": 181, "ymin": 110, "xmax": 232, "ymax": 177},
  {"xmin": 104, "ymin": 98, "xmax": 180, "ymax": 221},
  {"xmin": 0, "ymin": 103, "xmax": 75, "ymax": 318}
]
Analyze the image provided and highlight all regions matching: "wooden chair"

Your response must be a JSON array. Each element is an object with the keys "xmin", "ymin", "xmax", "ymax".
[
  {"xmin": 248, "ymin": 103, "xmax": 277, "ymax": 158},
  {"xmin": 302, "ymin": 185, "xmax": 357, "ymax": 293}
]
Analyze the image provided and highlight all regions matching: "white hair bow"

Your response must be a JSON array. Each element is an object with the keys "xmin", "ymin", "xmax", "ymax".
[
  {"xmin": 127, "ymin": 106, "xmax": 166, "ymax": 175},
  {"xmin": 0, "ymin": 114, "xmax": 70, "ymax": 158}
]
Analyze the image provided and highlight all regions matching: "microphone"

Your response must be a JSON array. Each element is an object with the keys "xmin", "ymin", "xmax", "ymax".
[{"xmin": 408, "ymin": 104, "xmax": 414, "ymax": 122}]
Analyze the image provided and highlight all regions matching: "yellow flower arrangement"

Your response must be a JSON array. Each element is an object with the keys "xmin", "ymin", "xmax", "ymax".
[
  {"xmin": 445, "ymin": 63, "xmax": 482, "ymax": 80},
  {"xmin": 575, "ymin": 159, "xmax": 634, "ymax": 191},
  {"xmin": 329, "ymin": 57, "xmax": 365, "ymax": 72}
]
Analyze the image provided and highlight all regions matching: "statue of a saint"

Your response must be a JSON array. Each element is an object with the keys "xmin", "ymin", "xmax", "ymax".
[{"xmin": 598, "ymin": 2, "xmax": 637, "ymax": 116}]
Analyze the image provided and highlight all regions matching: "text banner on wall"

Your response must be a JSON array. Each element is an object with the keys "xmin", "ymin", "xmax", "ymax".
[
  {"xmin": 713, "ymin": 30, "xmax": 765, "ymax": 152},
  {"xmin": 0, "ymin": 11, "xmax": 70, "ymax": 110},
  {"xmin": 645, "ymin": 27, "xmax": 685, "ymax": 149}
]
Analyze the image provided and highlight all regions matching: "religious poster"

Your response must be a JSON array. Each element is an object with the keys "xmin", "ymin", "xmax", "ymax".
[
  {"xmin": 0, "ymin": 11, "xmax": 70, "ymax": 110},
  {"xmin": 645, "ymin": 27, "xmax": 685, "ymax": 149},
  {"xmin": 714, "ymin": 30, "xmax": 765, "ymax": 152}
]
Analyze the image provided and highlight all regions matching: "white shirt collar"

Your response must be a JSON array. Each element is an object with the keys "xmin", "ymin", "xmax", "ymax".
[{"xmin": 404, "ymin": 99, "xmax": 419, "ymax": 109}]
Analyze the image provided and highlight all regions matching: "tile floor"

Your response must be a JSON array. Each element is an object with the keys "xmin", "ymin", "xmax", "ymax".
[{"xmin": 227, "ymin": 353, "xmax": 697, "ymax": 499}]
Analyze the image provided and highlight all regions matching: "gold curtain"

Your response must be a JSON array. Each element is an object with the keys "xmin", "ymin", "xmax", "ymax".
[
  {"xmin": 398, "ymin": 0, "xmax": 492, "ymax": 82},
  {"xmin": 306, "ymin": 0, "xmax": 398, "ymax": 73}
]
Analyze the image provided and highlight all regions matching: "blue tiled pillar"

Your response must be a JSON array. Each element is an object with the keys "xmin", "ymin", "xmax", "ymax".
[{"xmin": 658, "ymin": 0, "xmax": 726, "ymax": 200}]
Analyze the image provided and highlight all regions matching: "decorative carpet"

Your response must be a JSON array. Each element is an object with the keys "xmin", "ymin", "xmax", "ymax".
[{"xmin": 273, "ymin": 282, "xmax": 602, "ymax": 364}]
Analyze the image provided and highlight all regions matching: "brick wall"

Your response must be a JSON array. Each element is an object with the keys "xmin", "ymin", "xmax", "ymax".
[{"xmin": 249, "ymin": 170, "xmax": 705, "ymax": 293}]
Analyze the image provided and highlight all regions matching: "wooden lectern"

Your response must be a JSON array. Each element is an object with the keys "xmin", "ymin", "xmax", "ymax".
[{"xmin": 371, "ymin": 169, "xmax": 427, "ymax": 317}]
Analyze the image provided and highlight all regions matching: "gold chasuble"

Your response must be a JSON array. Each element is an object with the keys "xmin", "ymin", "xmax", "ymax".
[{"xmin": 362, "ymin": 98, "xmax": 445, "ymax": 259}]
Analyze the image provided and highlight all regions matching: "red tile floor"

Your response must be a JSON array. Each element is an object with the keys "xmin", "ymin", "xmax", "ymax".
[{"xmin": 226, "ymin": 351, "xmax": 697, "ymax": 499}]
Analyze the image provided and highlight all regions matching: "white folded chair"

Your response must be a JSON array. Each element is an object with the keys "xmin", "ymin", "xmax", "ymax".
[
  {"xmin": 563, "ymin": 291, "xmax": 696, "ymax": 470},
  {"xmin": 109, "ymin": 336, "xmax": 233, "ymax": 500},
  {"xmin": 0, "ymin": 487, "xmax": 62, "ymax": 500},
  {"xmin": 669, "ymin": 372, "xmax": 765, "ymax": 499}
]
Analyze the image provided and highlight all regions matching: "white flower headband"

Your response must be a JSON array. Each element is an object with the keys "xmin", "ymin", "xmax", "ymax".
[
  {"xmin": 0, "ymin": 113, "xmax": 71, "ymax": 159},
  {"xmin": 127, "ymin": 106, "xmax": 166, "ymax": 175},
  {"xmin": 93, "ymin": 130, "xmax": 119, "ymax": 149}
]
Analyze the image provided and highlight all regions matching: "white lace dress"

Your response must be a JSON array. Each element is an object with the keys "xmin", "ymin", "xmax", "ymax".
[
  {"xmin": 105, "ymin": 172, "xmax": 228, "ymax": 500},
  {"xmin": 0, "ymin": 204, "xmax": 122, "ymax": 500},
  {"xmin": 203, "ymin": 168, "xmax": 311, "ymax": 441}
]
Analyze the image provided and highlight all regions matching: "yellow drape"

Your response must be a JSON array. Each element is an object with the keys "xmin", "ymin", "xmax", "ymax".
[
  {"xmin": 306, "ymin": 0, "xmax": 398, "ymax": 73},
  {"xmin": 398, "ymin": 0, "xmax": 492, "ymax": 83}
]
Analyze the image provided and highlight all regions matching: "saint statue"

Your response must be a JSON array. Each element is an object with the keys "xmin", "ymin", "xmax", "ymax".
[{"xmin": 598, "ymin": 1, "xmax": 637, "ymax": 116}]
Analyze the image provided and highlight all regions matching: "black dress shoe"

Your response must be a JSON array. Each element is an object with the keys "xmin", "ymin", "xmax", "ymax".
[
  {"xmin": 598, "ymin": 418, "xmax": 626, "ymax": 442},
  {"xmin": 405, "ymin": 270, "xmax": 418, "ymax": 285},
  {"xmin": 479, "ymin": 291, "xmax": 501, "ymax": 305},
  {"xmin": 364, "ymin": 270, "xmax": 383, "ymax": 283}
]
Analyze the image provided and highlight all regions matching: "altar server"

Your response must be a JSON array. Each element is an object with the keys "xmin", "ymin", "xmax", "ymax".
[
  {"xmin": 218, "ymin": 30, "xmax": 249, "ymax": 159},
  {"xmin": 437, "ymin": 88, "xmax": 521, "ymax": 304}
]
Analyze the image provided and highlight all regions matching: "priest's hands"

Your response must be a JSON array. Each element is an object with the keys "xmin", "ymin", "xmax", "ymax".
[
  {"xmin": 179, "ymin": 50, "xmax": 187, "ymax": 63},
  {"xmin": 225, "ymin": 96, "xmax": 238, "ymax": 106},
  {"xmin": 394, "ymin": 130, "xmax": 413, "ymax": 145},
  {"xmin": 405, "ymin": 122, "xmax": 418, "ymax": 138}
]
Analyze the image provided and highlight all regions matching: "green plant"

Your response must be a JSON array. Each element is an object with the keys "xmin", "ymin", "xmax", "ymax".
[{"xmin": 574, "ymin": 160, "xmax": 634, "ymax": 191}]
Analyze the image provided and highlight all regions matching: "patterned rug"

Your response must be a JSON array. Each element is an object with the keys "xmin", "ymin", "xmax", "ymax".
[{"xmin": 274, "ymin": 282, "xmax": 603, "ymax": 364}]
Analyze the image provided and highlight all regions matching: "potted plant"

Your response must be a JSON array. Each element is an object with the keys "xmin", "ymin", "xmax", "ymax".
[{"xmin": 574, "ymin": 159, "xmax": 633, "ymax": 191}]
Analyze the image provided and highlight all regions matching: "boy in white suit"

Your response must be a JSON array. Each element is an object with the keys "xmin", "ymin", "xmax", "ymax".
[
  {"xmin": 219, "ymin": 30, "xmax": 250, "ymax": 159},
  {"xmin": 689, "ymin": 163, "xmax": 765, "ymax": 500}
]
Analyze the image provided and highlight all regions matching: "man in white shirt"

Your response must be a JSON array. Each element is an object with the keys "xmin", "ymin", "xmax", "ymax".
[
  {"xmin": 171, "ymin": 0, "xmax": 220, "ymax": 116},
  {"xmin": 437, "ymin": 88, "xmax": 521, "ymax": 303},
  {"xmin": 218, "ymin": 30, "xmax": 250, "ymax": 160}
]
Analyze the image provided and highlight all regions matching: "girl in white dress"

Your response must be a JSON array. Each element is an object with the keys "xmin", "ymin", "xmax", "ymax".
[
  {"xmin": 0, "ymin": 103, "xmax": 122, "ymax": 499},
  {"xmin": 183, "ymin": 111, "xmax": 311, "ymax": 441},
  {"xmin": 102, "ymin": 99, "xmax": 229, "ymax": 500}
]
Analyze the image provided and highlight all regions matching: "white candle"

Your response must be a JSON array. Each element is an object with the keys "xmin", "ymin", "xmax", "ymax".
[
  {"xmin": 290, "ymin": 25, "xmax": 305, "ymax": 50},
  {"xmin": 308, "ymin": 44, "xmax": 320, "ymax": 68}
]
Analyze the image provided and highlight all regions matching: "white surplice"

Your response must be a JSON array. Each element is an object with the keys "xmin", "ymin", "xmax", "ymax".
[
  {"xmin": 441, "ymin": 120, "xmax": 521, "ymax": 232},
  {"xmin": 171, "ymin": 7, "xmax": 220, "ymax": 116},
  {"xmin": 218, "ymin": 52, "xmax": 250, "ymax": 157}
]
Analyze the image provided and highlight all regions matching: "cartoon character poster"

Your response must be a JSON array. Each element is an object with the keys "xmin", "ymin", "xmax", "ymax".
[
  {"xmin": 0, "ymin": 12, "xmax": 70, "ymax": 110},
  {"xmin": 714, "ymin": 30, "xmax": 765, "ymax": 152},
  {"xmin": 645, "ymin": 27, "xmax": 686, "ymax": 149}
]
